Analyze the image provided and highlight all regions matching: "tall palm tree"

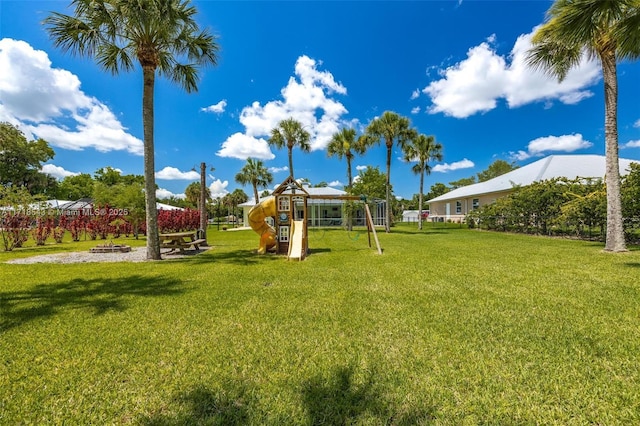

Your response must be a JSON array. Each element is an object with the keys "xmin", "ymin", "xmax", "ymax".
[
  {"xmin": 268, "ymin": 118, "xmax": 311, "ymax": 179},
  {"xmin": 327, "ymin": 128, "xmax": 367, "ymax": 230},
  {"xmin": 403, "ymin": 134, "xmax": 443, "ymax": 230},
  {"xmin": 526, "ymin": 0, "xmax": 640, "ymax": 252},
  {"xmin": 327, "ymin": 127, "xmax": 367, "ymax": 191},
  {"xmin": 44, "ymin": 0, "xmax": 220, "ymax": 259},
  {"xmin": 365, "ymin": 111, "xmax": 416, "ymax": 232},
  {"xmin": 235, "ymin": 158, "xmax": 273, "ymax": 204}
]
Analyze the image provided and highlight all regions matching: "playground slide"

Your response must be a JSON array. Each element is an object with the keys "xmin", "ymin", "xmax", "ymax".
[
  {"xmin": 248, "ymin": 197, "xmax": 276, "ymax": 254},
  {"xmin": 287, "ymin": 220, "xmax": 304, "ymax": 260}
]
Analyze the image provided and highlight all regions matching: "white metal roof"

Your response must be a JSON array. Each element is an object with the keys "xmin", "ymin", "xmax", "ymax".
[
  {"xmin": 239, "ymin": 186, "xmax": 348, "ymax": 207},
  {"xmin": 427, "ymin": 155, "xmax": 638, "ymax": 203}
]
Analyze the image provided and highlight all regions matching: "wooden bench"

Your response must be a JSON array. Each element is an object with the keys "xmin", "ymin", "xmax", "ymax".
[
  {"xmin": 160, "ymin": 232, "xmax": 206, "ymax": 253},
  {"xmin": 188, "ymin": 238, "xmax": 207, "ymax": 250}
]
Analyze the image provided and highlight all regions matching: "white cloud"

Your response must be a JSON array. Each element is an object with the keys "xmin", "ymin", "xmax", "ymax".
[
  {"xmin": 201, "ymin": 100, "xmax": 227, "ymax": 114},
  {"xmin": 0, "ymin": 38, "xmax": 143, "ymax": 155},
  {"xmin": 623, "ymin": 140, "xmax": 640, "ymax": 148},
  {"xmin": 155, "ymin": 166, "xmax": 200, "ymax": 180},
  {"xmin": 328, "ymin": 180, "xmax": 342, "ymax": 187},
  {"xmin": 216, "ymin": 132, "xmax": 274, "ymax": 160},
  {"xmin": 634, "ymin": 119, "xmax": 640, "ymax": 128},
  {"xmin": 410, "ymin": 89, "xmax": 420, "ymax": 100},
  {"xmin": 41, "ymin": 164, "xmax": 78, "ymax": 179},
  {"xmin": 411, "ymin": 106, "xmax": 421, "ymax": 114},
  {"xmin": 355, "ymin": 165, "xmax": 368, "ymax": 171},
  {"xmin": 511, "ymin": 133, "xmax": 592, "ymax": 160},
  {"xmin": 268, "ymin": 166, "xmax": 288, "ymax": 173},
  {"xmin": 156, "ymin": 188, "xmax": 183, "ymax": 199},
  {"xmin": 209, "ymin": 179, "xmax": 229, "ymax": 199},
  {"xmin": 422, "ymin": 30, "xmax": 600, "ymax": 118},
  {"xmin": 432, "ymin": 158, "xmax": 475, "ymax": 173},
  {"xmin": 217, "ymin": 55, "xmax": 349, "ymax": 159},
  {"xmin": 528, "ymin": 134, "xmax": 592, "ymax": 154},
  {"xmin": 509, "ymin": 150, "xmax": 532, "ymax": 161}
]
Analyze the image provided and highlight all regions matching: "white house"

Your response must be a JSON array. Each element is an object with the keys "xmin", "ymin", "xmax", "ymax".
[{"xmin": 426, "ymin": 155, "xmax": 638, "ymax": 223}]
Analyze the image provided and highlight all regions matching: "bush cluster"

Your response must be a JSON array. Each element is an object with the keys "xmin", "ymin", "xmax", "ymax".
[{"xmin": 466, "ymin": 163, "xmax": 640, "ymax": 242}]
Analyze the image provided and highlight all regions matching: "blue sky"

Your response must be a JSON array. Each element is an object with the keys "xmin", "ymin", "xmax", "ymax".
[{"xmin": 1, "ymin": 0, "xmax": 639, "ymax": 201}]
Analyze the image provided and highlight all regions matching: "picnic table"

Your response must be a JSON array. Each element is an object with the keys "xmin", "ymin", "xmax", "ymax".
[{"xmin": 159, "ymin": 231, "xmax": 206, "ymax": 253}]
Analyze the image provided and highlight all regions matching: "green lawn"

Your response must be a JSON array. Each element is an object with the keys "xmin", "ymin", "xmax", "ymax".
[{"xmin": 1, "ymin": 224, "xmax": 639, "ymax": 424}]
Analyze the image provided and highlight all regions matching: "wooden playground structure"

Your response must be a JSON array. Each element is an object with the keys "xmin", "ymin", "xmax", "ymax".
[{"xmin": 247, "ymin": 176, "xmax": 382, "ymax": 260}]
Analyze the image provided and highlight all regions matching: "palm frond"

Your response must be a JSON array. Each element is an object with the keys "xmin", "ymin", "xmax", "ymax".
[{"xmin": 614, "ymin": 1, "xmax": 640, "ymax": 59}]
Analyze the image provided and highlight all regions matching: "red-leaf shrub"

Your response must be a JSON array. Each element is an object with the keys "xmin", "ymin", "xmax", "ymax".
[
  {"xmin": 157, "ymin": 209, "xmax": 200, "ymax": 233},
  {"xmin": 31, "ymin": 217, "xmax": 54, "ymax": 245},
  {"xmin": 66, "ymin": 213, "xmax": 88, "ymax": 241},
  {"xmin": 0, "ymin": 212, "xmax": 31, "ymax": 251}
]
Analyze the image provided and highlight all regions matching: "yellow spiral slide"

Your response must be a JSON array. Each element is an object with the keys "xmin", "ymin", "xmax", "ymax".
[{"xmin": 247, "ymin": 197, "xmax": 277, "ymax": 254}]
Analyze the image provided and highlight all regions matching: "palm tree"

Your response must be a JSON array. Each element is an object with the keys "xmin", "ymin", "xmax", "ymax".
[
  {"xmin": 526, "ymin": 0, "xmax": 640, "ymax": 252},
  {"xmin": 44, "ymin": 0, "xmax": 220, "ymax": 259},
  {"xmin": 327, "ymin": 128, "xmax": 368, "ymax": 230},
  {"xmin": 268, "ymin": 118, "xmax": 311, "ymax": 179},
  {"xmin": 235, "ymin": 158, "xmax": 273, "ymax": 204},
  {"xmin": 365, "ymin": 111, "xmax": 416, "ymax": 232},
  {"xmin": 227, "ymin": 189, "xmax": 248, "ymax": 228},
  {"xmin": 403, "ymin": 134, "xmax": 443, "ymax": 230},
  {"xmin": 184, "ymin": 181, "xmax": 211, "ymax": 208},
  {"xmin": 327, "ymin": 128, "xmax": 367, "ymax": 191}
]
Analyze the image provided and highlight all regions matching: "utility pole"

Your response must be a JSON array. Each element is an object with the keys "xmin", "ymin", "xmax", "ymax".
[{"xmin": 199, "ymin": 162, "xmax": 208, "ymax": 246}]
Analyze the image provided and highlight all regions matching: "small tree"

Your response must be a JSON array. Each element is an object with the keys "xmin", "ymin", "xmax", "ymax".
[
  {"xmin": 0, "ymin": 122, "xmax": 55, "ymax": 194},
  {"xmin": 0, "ymin": 186, "xmax": 35, "ymax": 251}
]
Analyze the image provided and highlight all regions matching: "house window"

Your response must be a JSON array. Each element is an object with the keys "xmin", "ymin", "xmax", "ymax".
[
  {"xmin": 455, "ymin": 201, "xmax": 462, "ymax": 214},
  {"xmin": 279, "ymin": 226, "xmax": 289, "ymax": 242},
  {"xmin": 278, "ymin": 196, "xmax": 290, "ymax": 212},
  {"xmin": 472, "ymin": 198, "xmax": 480, "ymax": 210}
]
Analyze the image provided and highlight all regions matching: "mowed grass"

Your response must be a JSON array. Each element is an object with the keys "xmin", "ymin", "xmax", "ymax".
[{"xmin": 1, "ymin": 224, "xmax": 639, "ymax": 424}]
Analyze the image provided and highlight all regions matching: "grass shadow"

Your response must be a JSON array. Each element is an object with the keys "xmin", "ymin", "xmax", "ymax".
[
  {"xmin": 0, "ymin": 275, "xmax": 185, "ymax": 333},
  {"xmin": 308, "ymin": 247, "xmax": 332, "ymax": 254},
  {"xmin": 180, "ymin": 247, "xmax": 283, "ymax": 266},
  {"xmin": 140, "ymin": 382, "xmax": 254, "ymax": 425},
  {"xmin": 301, "ymin": 364, "xmax": 436, "ymax": 425}
]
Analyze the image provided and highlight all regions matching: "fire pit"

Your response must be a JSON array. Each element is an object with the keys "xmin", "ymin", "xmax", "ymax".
[{"xmin": 90, "ymin": 243, "xmax": 132, "ymax": 253}]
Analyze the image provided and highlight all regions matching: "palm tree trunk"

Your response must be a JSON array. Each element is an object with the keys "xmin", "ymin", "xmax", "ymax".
[
  {"xmin": 601, "ymin": 49, "xmax": 627, "ymax": 252},
  {"xmin": 142, "ymin": 68, "xmax": 161, "ymax": 260},
  {"xmin": 385, "ymin": 141, "xmax": 392, "ymax": 233},
  {"xmin": 199, "ymin": 162, "xmax": 208, "ymax": 246},
  {"xmin": 253, "ymin": 184, "xmax": 259, "ymax": 205},
  {"xmin": 346, "ymin": 157, "xmax": 353, "ymax": 231},
  {"xmin": 288, "ymin": 146, "xmax": 294, "ymax": 179},
  {"xmin": 418, "ymin": 167, "xmax": 424, "ymax": 231}
]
